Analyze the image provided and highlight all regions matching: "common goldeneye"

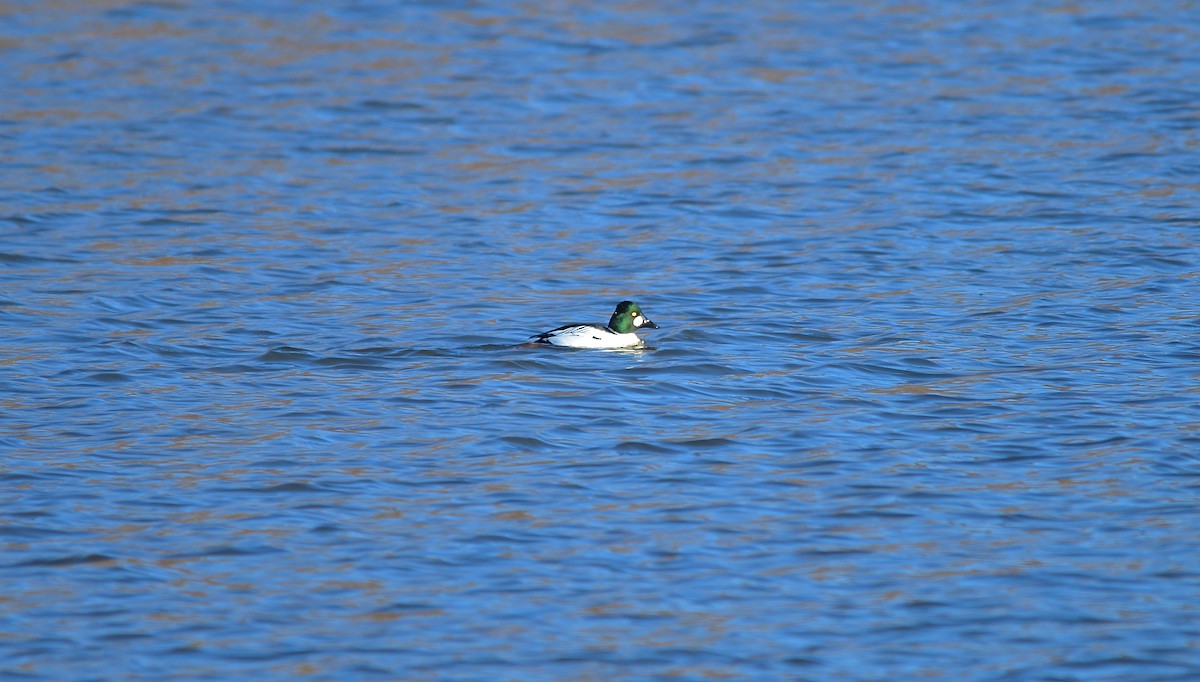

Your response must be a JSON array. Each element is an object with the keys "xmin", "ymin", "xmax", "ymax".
[{"xmin": 529, "ymin": 301, "xmax": 660, "ymax": 349}]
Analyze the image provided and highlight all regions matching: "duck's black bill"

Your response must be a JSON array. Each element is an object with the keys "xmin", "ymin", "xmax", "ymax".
[{"xmin": 642, "ymin": 320, "xmax": 660, "ymax": 329}]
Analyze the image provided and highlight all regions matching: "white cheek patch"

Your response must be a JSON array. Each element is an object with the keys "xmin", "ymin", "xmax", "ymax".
[{"xmin": 633, "ymin": 316, "xmax": 642, "ymax": 327}]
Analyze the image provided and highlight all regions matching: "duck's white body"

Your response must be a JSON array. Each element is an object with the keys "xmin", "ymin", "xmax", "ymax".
[{"xmin": 529, "ymin": 324, "xmax": 645, "ymax": 349}]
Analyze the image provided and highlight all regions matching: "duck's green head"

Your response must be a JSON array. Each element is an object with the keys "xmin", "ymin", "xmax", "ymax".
[{"xmin": 608, "ymin": 300, "xmax": 659, "ymax": 334}]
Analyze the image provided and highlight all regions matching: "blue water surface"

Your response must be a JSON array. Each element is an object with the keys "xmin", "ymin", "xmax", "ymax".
[{"xmin": 2, "ymin": 1, "xmax": 1199, "ymax": 680}]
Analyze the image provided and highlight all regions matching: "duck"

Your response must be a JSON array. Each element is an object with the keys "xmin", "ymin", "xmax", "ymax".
[{"xmin": 529, "ymin": 300, "xmax": 660, "ymax": 349}]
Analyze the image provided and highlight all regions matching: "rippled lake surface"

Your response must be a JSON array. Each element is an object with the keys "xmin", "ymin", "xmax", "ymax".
[{"xmin": 3, "ymin": 1, "xmax": 1199, "ymax": 680}]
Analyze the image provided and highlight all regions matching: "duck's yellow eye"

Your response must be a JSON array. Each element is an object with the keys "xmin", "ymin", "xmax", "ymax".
[{"xmin": 632, "ymin": 312, "xmax": 640, "ymax": 317}]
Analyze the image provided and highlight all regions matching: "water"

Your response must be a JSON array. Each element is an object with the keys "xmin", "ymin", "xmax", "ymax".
[{"xmin": 2, "ymin": 1, "xmax": 1199, "ymax": 680}]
